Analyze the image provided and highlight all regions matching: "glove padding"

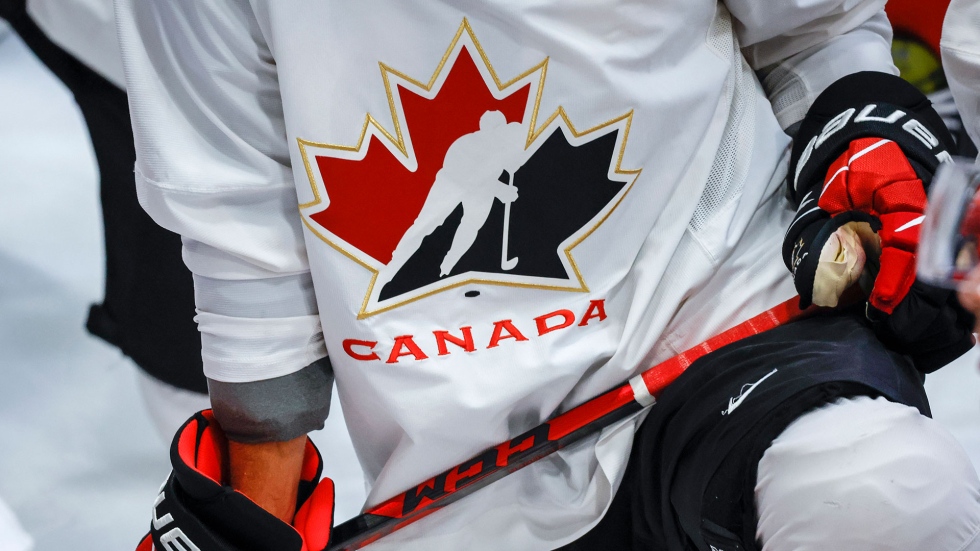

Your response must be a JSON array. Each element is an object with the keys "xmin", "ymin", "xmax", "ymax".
[
  {"xmin": 139, "ymin": 410, "xmax": 334, "ymax": 551},
  {"xmin": 784, "ymin": 71, "xmax": 974, "ymax": 372},
  {"xmin": 788, "ymin": 136, "xmax": 927, "ymax": 312}
]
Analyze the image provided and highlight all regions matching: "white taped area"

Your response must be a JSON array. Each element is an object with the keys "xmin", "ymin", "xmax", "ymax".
[
  {"xmin": 628, "ymin": 375, "xmax": 657, "ymax": 408},
  {"xmin": 0, "ymin": 28, "xmax": 979, "ymax": 551}
]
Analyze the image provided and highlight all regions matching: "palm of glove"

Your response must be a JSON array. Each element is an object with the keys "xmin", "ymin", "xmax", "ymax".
[{"xmin": 796, "ymin": 137, "xmax": 925, "ymax": 311}]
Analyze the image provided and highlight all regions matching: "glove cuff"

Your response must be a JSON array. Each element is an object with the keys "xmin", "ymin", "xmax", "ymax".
[
  {"xmin": 147, "ymin": 410, "xmax": 330, "ymax": 551},
  {"xmin": 787, "ymin": 71, "xmax": 953, "ymax": 204}
]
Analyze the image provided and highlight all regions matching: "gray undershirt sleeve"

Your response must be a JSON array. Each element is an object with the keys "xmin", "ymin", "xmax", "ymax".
[
  {"xmin": 208, "ymin": 356, "xmax": 334, "ymax": 443},
  {"xmin": 193, "ymin": 272, "xmax": 332, "ymax": 443}
]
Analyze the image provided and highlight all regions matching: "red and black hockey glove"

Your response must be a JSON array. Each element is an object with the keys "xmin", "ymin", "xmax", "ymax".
[
  {"xmin": 783, "ymin": 72, "xmax": 974, "ymax": 373},
  {"xmin": 135, "ymin": 410, "xmax": 334, "ymax": 551}
]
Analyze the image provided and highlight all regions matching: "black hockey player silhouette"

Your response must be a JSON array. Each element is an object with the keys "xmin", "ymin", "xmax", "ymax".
[{"xmin": 382, "ymin": 110, "xmax": 527, "ymax": 283}]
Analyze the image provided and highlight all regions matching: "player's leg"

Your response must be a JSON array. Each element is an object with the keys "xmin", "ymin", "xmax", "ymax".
[
  {"xmin": 136, "ymin": 369, "xmax": 212, "ymax": 442},
  {"xmin": 756, "ymin": 395, "xmax": 980, "ymax": 551},
  {"xmin": 386, "ymin": 173, "xmax": 460, "ymax": 277},
  {"xmin": 440, "ymin": 194, "xmax": 496, "ymax": 275},
  {"xmin": 562, "ymin": 312, "xmax": 980, "ymax": 550}
]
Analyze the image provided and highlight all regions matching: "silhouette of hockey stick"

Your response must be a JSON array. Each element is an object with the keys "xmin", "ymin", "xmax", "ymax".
[
  {"xmin": 501, "ymin": 172, "xmax": 518, "ymax": 271},
  {"xmin": 327, "ymin": 296, "xmax": 813, "ymax": 550}
]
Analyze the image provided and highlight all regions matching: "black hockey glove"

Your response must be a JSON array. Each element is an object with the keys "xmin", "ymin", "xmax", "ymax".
[
  {"xmin": 137, "ymin": 410, "xmax": 334, "ymax": 551},
  {"xmin": 783, "ymin": 71, "xmax": 974, "ymax": 373}
]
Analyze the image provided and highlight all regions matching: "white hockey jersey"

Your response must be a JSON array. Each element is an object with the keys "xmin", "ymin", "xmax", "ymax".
[
  {"xmin": 942, "ymin": 0, "xmax": 980, "ymax": 154},
  {"xmin": 27, "ymin": 0, "xmax": 124, "ymax": 88},
  {"xmin": 115, "ymin": 1, "xmax": 895, "ymax": 548}
]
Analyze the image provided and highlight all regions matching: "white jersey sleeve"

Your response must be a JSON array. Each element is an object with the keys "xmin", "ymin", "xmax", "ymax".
[
  {"xmin": 941, "ymin": 0, "xmax": 980, "ymax": 154},
  {"xmin": 725, "ymin": 0, "xmax": 896, "ymax": 130},
  {"xmin": 27, "ymin": 0, "xmax": 125, "ymax": 88},
  {"xmin": 115, "ymin": 0, "xmax": 327, "ymax": 419}
]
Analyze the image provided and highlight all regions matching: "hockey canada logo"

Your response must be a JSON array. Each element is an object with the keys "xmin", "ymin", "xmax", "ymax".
[{"xmin": 298, "ymin": 20, "xmax": 640, "ymax": 317}]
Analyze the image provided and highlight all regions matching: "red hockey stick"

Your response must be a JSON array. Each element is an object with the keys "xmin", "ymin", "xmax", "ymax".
[{"xmin": 327, "ymin": 297, "xmax": 811, "ymax": 550}]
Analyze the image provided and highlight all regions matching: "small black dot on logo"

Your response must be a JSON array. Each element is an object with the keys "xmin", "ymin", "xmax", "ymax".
[{"xmin": 464, "ymin": 290, "xmax": 480, "ymax": 298}]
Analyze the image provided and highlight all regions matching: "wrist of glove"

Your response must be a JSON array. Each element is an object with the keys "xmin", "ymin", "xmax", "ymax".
[
  {"xmin": 784, "ymin": 71, "xmax": 975, "ymax": 372},
  {"xmin": 138, "ymin": 410, "xmax": 334, "ymax": 551}
]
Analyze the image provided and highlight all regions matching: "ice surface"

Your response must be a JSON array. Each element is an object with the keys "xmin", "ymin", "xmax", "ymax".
[{"xmin": 1, "ymin": 30, "xmax": 978, "ymax": 551}]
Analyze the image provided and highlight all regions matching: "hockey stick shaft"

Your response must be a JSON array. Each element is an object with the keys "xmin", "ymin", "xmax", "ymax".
[
  {"xmin": 500, "ymin": 172, "xmax": 518, "ymax": 270},
  {"xmin": 327, "ymin": 297, "xmax": 810, "ymax": 550}
]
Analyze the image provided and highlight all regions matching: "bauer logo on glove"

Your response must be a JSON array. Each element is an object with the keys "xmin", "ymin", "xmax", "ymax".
[{"xmin": 783, "ymin": 71, "xmax": 974, "ymax": 373}]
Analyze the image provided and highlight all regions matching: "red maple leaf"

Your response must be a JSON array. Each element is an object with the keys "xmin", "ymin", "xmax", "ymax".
[{"xmin": 308, "ymin": 47, "xmax": 531, "ymax": 265}]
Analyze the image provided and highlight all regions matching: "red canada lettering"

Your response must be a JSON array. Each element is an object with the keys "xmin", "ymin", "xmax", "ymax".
[
  {"xmin": 534, "ymin": 309, "xmax": 575, "ymax": 336},
  {"xmin": 386, "ymin": 335, "xmax": 429, "ymax": 363},
  {"xmin": 344, "ymin": 298, "xmax": 610, "ymax": 364},
  {"xmin": 487, "ymin": 319, "xmax": 528, "ymax": 348},
  {"xmin": 343, "ymin": 339, "xmax": 380, "ymax": 361},
  {"xmin": 434, "ymin": 327, "xmax": 475, "ymax": 356},
  {"xmin": 578, "ymin": 299, "xmax": 607, "ymax": 326}
]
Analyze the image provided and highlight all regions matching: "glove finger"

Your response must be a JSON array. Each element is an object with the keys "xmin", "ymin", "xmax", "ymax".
[
  {"xmin": 818, "ymin": 138, "xmax": 924, "ymax": 215},
  {"xmin": 869, "ymin": 247, "xmax": 916, "ymax": 314},
  {"xmin": 870, "ymin": 209, "xmax": 929, "ymax": 313},
  {"xmin": 878, "ymin": 211, "xmax": 923, "ymax": 252},
  {"xmin": 869, "ymin": 176, "xmax": 927, "ymax": 216}
]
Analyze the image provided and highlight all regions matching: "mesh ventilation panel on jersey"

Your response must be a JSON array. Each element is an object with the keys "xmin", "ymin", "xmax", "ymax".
[
  {"xmin": 689, "ymin": 7, "xmax": 755, "ymax": 237},
  {"xmin": 763, "ymin": 64, "xmax": 809, "ymax": 127}
]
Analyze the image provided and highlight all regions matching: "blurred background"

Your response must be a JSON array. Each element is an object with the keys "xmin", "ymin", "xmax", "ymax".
[{"xmin": 2, "ymin": 3, "xmax": 980, "ymax": 549}]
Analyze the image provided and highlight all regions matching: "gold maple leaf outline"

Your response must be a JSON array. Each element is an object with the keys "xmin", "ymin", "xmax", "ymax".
[{"xmin": 296, "ymin": 18, "xmax": 642, "ymax": 319}]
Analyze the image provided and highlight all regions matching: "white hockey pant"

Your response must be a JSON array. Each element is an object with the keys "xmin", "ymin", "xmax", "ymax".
[
  {"xmin": 756, "ymin": 395, "xmax": 980, "ymax": 550},
  {"xmin": 137, "ymin": 369, "xmax": 212, "ymax": 443}
]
